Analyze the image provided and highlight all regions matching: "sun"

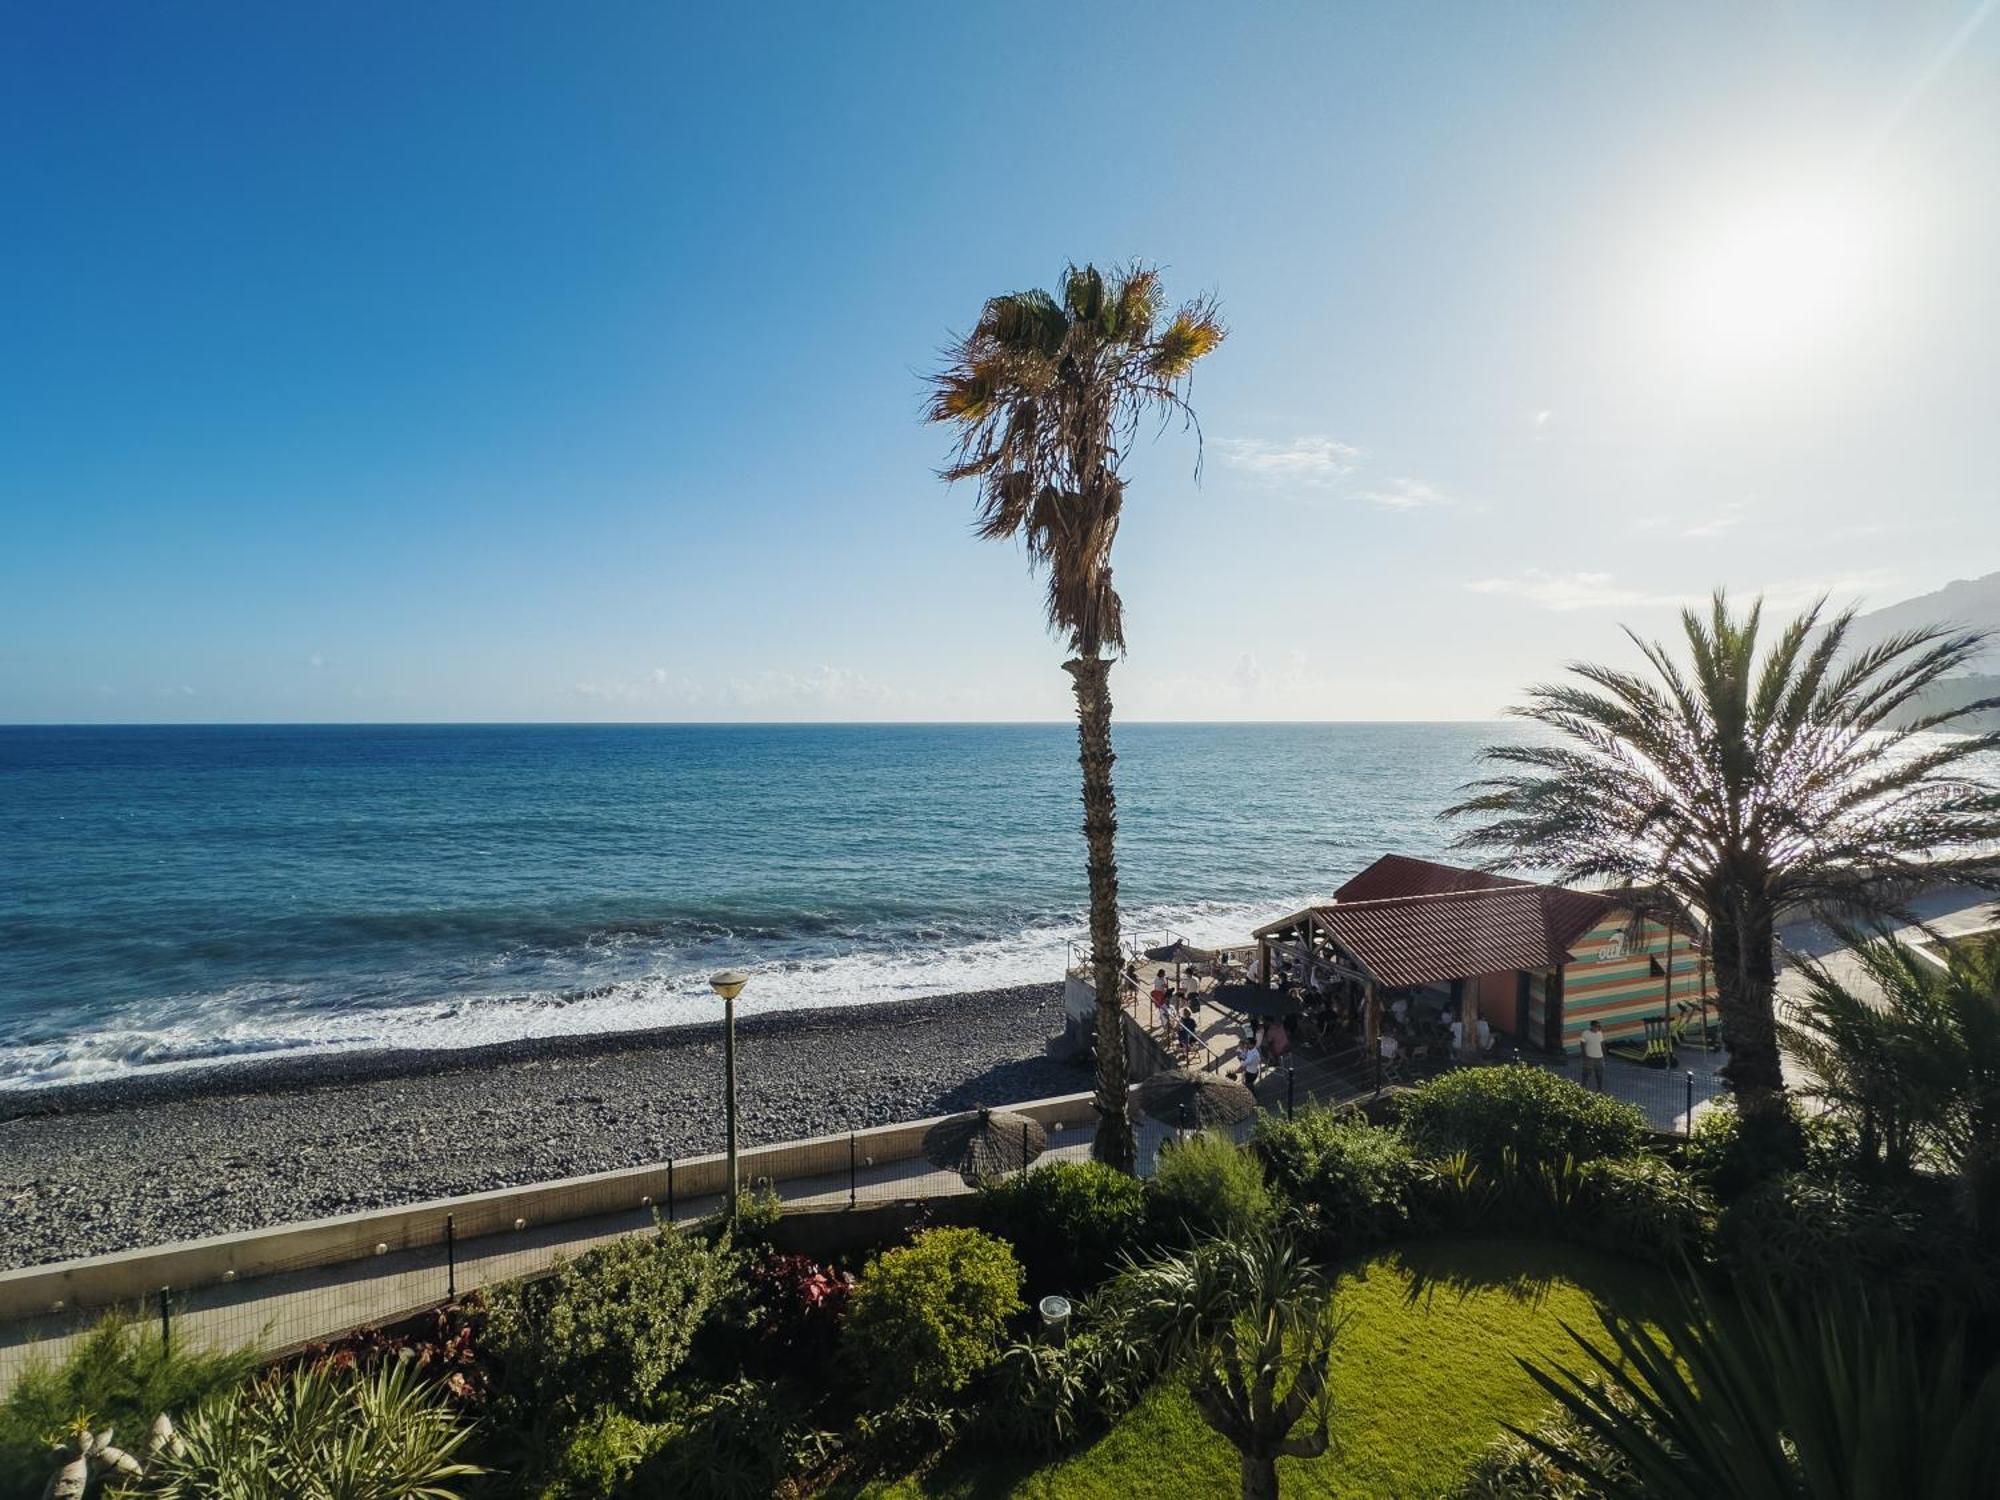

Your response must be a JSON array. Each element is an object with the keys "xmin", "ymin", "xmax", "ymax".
[{"xmin": 1649, "ymin": 182, "xmax": 1890, "ymax": 378}]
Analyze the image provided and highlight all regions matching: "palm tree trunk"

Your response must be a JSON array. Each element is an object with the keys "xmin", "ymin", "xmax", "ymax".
[
  {"xmin": 1709, "ymin": 891, "xmax": 1785, "ymax": 1111},
  {"xmin": 1239, "ymin": 1454, "xmax": 1281, "ymax": 1500},
  {"xmin": 1066, "ymin": 655, "xmax": 1135, "ymax": 1174}
]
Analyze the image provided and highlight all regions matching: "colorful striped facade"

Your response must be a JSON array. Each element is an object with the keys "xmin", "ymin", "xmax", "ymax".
[{"xmin": 1555, "ymin": 912, "xmax": 1715, "ymax": 1047}]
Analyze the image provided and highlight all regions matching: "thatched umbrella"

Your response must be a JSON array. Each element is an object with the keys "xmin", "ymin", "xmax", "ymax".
[
  {"xmin": 1136, "ymin": 1066, "xmax": 1258, "ymax": 1130},
  {"xmin": 1142, "ymin": 938, "xmax": 1216, "ymax": 991},
  {"xmin": 923, "ymin": 1107, "xmax": 1048, "ymax": 1185}
]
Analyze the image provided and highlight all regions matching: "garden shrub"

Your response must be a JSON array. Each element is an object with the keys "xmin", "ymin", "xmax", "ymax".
[
  {"xmin": 1397, "ymin": 1065, "xmax": 1646, "ymax": 1167},
  {"xmin": 976, "ymin": 1327, "xmax": 1152, "ymax": 1456},
  {"xmin": 743, "ymin": 1249, "xmax": 854, "ymax": 1361},
  {"xmin": 638, "ymin": 1376, "xmax": 830, "ymax": 1500},
  {"xmin": 1252, "ymin": 1107, "xmax": 1423, "ymax": 1248},
  {"xmin": 1147, "ymin": 1130, "xmax": 1277, "ymax": 1244},
  {"xmin": 1573, "ymin": 1152, "xmax": 1715, "ymax": 1263},
  {"xmin": 844, "ymin": 1227, "xmax": 1023, "ymax": 1405},
  {"xmin": 483, "ymin": 1223, "xmax": 742, "ymax": 1426},
  {"xmin": 974, "ymin": 1159, "xmax": 1149, "ymax": 1295},
  {"xmin": 0, "ymin": 1315, "xmax": 255, "ymax": 1499},
  {"xmin": 1683, "ymin": 1100, "xmax": 1844, "ymax": 1200},
  {"xmin": 528, "ymin": 1406, "xmax": 673, "ymax": 1499},
  {"xmin": 1717, "ymin": 1169, "xmax": 1991, "ymax": 1306}
]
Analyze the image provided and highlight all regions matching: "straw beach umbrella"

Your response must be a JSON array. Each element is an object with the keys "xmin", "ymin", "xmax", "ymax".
[
  {"xmin": 1136, "ymin": 1067, "xmax": 1258, "ymax": 1130},
  {"xmin": 923, "ymin": 1107, "xmax": 1048, "ymax": 1185}
]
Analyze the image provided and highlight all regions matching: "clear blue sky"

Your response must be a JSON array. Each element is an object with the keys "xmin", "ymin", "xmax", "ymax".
[{"xmin": 4, "ymin": 2, "xmax": 1996, "ymax": 722}]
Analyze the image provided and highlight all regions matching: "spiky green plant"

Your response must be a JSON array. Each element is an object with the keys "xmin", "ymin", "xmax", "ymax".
[
  {"xmin": 1516, "ymin": 1279, "xmax": 2000, "ymax": 1499},
  {"xmin": 1784, "ymin": 932, "xmax": 2000, "ymax": 1235},
  {"xmin": 1449, "ymin": 591, "xmax": 2000, "ymax": 1110},
  {"xmin": 927, "ymin": 262, "xmax": 1225, "ymax": 1173},
  {"xmin": 1100, "ymin": 1233, "xmax": 1342, "ymax": 1500},
  {"xmin": 137, "ymin": 1358, "xmax": 481, "ymax": 1500}
]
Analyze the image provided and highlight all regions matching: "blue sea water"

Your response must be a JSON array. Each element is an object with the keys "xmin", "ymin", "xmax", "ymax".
[{"xmin": 0, "ymin": 722, "xmax": 1528, "ymax": 1088}]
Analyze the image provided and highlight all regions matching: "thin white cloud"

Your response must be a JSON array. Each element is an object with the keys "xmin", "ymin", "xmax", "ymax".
[
  {"xmin": 1466, "ymin": 570, "xmax": 1691, "ymax": 612},
  {"xmin": 1533, "ymin": 409, "xmax": 1554, "ymax": 428},
  {"xmin": 1682, "ymin": 503, "xmax": 1745, "ymax": 539},
  {"xmin": 1354, "ymin": 477, "xmax": 1445, "ymax": 510},
  {"xmin": 1216, "ymin": 436, "xmax": 1361, "ymax": 485}
]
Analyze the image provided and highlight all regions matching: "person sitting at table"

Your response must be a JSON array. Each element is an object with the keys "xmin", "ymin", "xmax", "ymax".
[
  {"xmin": 1477, "ymin": 1016, "xmax": 1495, "ymax": 1053},
  {"xmin": 1390, "ymin": 994, "xmax": 1410, "ymax": 1027}
]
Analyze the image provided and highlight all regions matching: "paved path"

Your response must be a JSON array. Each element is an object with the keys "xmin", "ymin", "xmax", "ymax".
[{"xmin": 0, "ymin": 1116, "xmax": 1148, "ymax": 1394}]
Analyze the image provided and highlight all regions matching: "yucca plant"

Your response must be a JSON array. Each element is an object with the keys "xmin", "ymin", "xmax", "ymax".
[
  {"xmin": 137, "ymin": 1358, "xmax": 482, "ymax": 1500},
  {"xmin": 927, "ymin": 262, "xmax": 1224, "ymax": 1172},
  {"xmin": 1516, "ymin": 1279, "xmax": 2000, "ymax": 1498},
  {"xmin": 1101, "ymin": 1232, "xmax": 1343, "ymax": 1499},
  {"xmin": 1449, "ymin": 591, "xmax": 2000, "ymax": 1112}
]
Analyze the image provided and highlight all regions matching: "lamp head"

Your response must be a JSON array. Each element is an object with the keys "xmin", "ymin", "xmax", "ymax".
[{"xmin": 709, "ymin": 969, "xmax": 749, "ymax": 1002}]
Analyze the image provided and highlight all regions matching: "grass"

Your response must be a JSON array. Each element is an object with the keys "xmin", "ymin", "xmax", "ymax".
[{"xmin": 864, "ymin": 1236, "xmax": 1665, "ymax": 1500}]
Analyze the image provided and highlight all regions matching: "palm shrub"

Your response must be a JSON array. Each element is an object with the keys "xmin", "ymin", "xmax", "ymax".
[
  {"xmin": 1448, "ymin": 591, "xmax": 2000, "ymax": 1111},
  {"xmin": 975, "ymin": 1159, "xmax": 1149, "ymax": 1296},
  {"xmin": 639, "ymin": 1376, "xmax": 830, "ymax": 1500},
  {"xmin": 139, "ymin": 1359, "xmax": 482, "ymax": 1500},
  {"xmin": 927, "ymin": 262, "xmax": 1225, "ymax": 1173},
  {"xmin": 1518, "ymin": 1279, "xmax": 2000, "ymax": 1498},
  {"xmin": 1100, "ymin": 1232, "xmax": 1343, "ymax": 1500},
  {"xmin": 1683, "ymin": 1100, "xmax": 1833, "ymax": 1200},
  {"xmin": 1784, "ymin": 933, "xmax": 2000, "ymax": 1237},
  {"xmin": 1148, "ymin": 1130, "xmax": 1278, "ymax": 1245},
  {"xmin": 843, "ymin": 1227, "xmax": 1024, "ymax": 1406},
  {"xmin": 1397, "ymin": 1066, "xmax": 1646, "ymax": 1168},
  {"xmin": 481, "ymin": 1222, "xmax": 740, "ymax": 1428},
  {"xmin": 0, "ymin": 1317, "xmax": 255, "ymax": 1499}
]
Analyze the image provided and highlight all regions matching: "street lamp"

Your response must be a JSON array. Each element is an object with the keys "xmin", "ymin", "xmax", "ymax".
[{"xmin": 709, "ymin": 969, "xmax": 748, "ymax": 1217}]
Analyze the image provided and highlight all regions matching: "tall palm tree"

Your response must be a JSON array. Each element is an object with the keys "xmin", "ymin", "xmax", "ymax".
[
  {"xmin": 1448, "ymin": 592, "xmax": 2000, "ymax": 1112},
  {"xmin": 927, "ymin": 263, "xmax": 1225, "ymax": 1172}
]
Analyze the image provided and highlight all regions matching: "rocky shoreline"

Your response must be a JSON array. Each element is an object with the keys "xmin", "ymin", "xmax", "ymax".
[{"xmin": 0, "ymin": 983, "xmax": 1082, "ymax": 1269}]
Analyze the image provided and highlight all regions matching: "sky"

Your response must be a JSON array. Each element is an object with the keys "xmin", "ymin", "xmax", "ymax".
[{"xmin": 3, "ymin": 2, "xmax": 1998, "ymax": 724}]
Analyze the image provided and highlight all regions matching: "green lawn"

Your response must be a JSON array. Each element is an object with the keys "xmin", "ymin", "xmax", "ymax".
[{"xmin": 866, "ymin": 1236, "xmax": 1664, "ymax": 1500}]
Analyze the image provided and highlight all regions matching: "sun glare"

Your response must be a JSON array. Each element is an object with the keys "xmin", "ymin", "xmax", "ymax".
[{"xmin": 1647, "ymin": 180, "xmax": 1894, "ymax": 380}]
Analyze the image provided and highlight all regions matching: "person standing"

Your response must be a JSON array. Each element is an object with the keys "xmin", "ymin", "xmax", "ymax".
[
  {"xmin": 1237, "ymin": 1036, "xmax": 1264, "ymax": 1096},
  {"xmin": 1580, "ymin": 1020, "xmax": 1607, "ymax": 1091}
]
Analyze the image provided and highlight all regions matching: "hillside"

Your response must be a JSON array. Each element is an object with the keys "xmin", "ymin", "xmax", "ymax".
[{"xmin": 1846, "ymin": 570, "xmax": 2000, "ymax": 731}]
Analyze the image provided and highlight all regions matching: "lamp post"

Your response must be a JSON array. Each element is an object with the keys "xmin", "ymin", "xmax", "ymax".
[{"xmin": 709, "ymin": 969, "xmax": 748, "ymax": 1218}]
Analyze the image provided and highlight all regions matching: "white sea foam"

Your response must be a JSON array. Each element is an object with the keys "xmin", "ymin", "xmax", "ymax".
[{"xmin": 0, "ymin": 895, "xmax": 1309, "ymax": 1091}]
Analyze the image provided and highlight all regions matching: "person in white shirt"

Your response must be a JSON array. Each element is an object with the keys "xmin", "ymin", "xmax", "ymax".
[
  {"xmin": 1390, "ymin": 995, "xmax": 1410, "ymax": 1027},
  {"xmin": 1237, "ymin": 1040, "xmax": 1264, "ymax": 1095},
  {"xmin": 1449, "ymin": 1017, "xmax": 1465, "ymax": 1052},
  {"xmin": 1580, "ymin": 1020, "xmax": 1607, "ymax": 1090},
  {"xmin": 1476, "ymin": 1017, "xmax": 1494, "ymax": 1053}
]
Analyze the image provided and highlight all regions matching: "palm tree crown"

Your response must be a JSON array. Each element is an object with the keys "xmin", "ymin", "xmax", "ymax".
[
  {"xmin": 928, "ymin": 263, "xmax": 1224, "ymax": 658},
  {"xmin": 1449, "ymin": 591, "xmax": 2000, "ymax": 1100}
]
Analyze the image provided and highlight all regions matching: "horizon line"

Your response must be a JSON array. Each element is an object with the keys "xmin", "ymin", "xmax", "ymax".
[{"xmin": 0, "ymin": 716, "xmax": 1515, "ymax": 730}]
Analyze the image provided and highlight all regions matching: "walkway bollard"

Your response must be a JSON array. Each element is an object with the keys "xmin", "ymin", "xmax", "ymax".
[
  {"xmin": 1286, "ymin": 1064, "xmax": 1296, "ymax": 1120},
  {"xmin": 1021, "ymin": 1120, "xmax": 1031, "ymax": 1177},
  {"xmin": 1685, "ymin": 1071, "xmax": 1695, "ymax": 1137},
  {"xmin": 849, "ymin": 1133, "xmax": 858, "ymax": 1208},
  {"xmin": 666, "ymin": 1158, "xmax": 675, "ymax": 1224},
  {"xmin": 445, "ymin": 1214, "xmax": 457, "ymax": 1301},
  {"xmin": 157, "ymin": 1286, "xmax": 171, "ymax": 1356},
  {"xmin": 1374, "ymin": 1051, "xmax": 1383, "ymax": 1095}
]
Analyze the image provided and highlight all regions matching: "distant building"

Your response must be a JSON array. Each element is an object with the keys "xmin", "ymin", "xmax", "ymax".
[{"xmin": 1252, "ymin": 855, "xmax": 1716, "ymax": 1053}]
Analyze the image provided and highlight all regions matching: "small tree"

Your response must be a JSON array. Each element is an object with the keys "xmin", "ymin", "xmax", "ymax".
[{"xmin": 1106, "ymin": 1233, "xmax": 1342, "ymax": 1500}]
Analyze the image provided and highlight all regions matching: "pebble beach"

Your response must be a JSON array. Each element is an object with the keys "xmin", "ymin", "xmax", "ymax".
[{"xmin": 0, "ymin": 983, "xmax": 1078, "ymax": 1269}]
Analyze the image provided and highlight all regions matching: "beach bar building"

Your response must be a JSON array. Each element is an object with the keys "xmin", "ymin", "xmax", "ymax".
[{"xmin": 1251, "ymin": 856, "xmax": 1715, "ymax": 1058}]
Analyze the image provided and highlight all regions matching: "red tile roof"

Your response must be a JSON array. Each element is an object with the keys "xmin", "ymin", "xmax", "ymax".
[
  {"xmin": 1261, "ymin": 857, "xmax": 1616, "ymax": 990},
  {"xmin": 1334, "ymin": 854, "xmax": 1527, "ymax": 903}
]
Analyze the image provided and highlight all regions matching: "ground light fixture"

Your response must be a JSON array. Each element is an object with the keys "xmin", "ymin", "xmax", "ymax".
[{"xmin": 709, "ymin": 968, "xmax": 749, "ymax": 1218}]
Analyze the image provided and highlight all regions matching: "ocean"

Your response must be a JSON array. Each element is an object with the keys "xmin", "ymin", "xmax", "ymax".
[{"xmin": 0, "ymin": 722, "xmax": 1528, "ymax": 1089}]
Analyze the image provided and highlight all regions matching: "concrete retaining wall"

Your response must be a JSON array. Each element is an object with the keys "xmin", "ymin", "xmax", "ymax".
[{"xmin": 0, "ymin": 1089, "xmax": 1101, "ymax": 1321}]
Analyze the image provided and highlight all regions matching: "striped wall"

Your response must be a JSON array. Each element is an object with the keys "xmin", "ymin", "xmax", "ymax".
[{"xmin": 1558, "ymin": 912, "xmax": 1715, "ymax": 1046}]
